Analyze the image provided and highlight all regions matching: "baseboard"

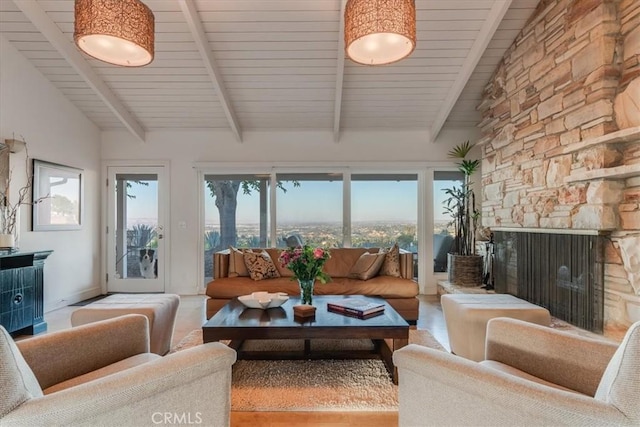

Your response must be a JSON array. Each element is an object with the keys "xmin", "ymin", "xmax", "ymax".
[{"xmin": 45, "ymin": 286, "xmax": 103, "ymax": 313}]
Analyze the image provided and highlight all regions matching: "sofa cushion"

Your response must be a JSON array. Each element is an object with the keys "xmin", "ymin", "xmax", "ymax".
[
  {"xmin": 379, "ymin": 243, "xmax": 401, "ymax": 277},
  {"xmin": 332, "ymin": 277, "xmax": 419, "ymax": 298},
  {"xmin": 207, "ymin": 277, "xmax": 302, "ymax": 298},
  {"xmin": 348, "ymin": 252, "xmax": 386, "ymax": 280},
  {"xmin": 43, "ymin": 353, "xmax": 161, "ymax": 395},
  {"xmin": 244, "ymin": 250, "xmax": 281, "ymax": 281},
  {"xmin": 480, "ymin": 360, "xmax": 579, "ymax": 394},
  {"xmin": 0, "ymin": 326, "xmax": 43, "ymax": 417},
  {"xmin": 206, "ymin": 276, "xmax": 418, "ymax": 299},
  {"xmin": 229, "ymin": 247, "xmax": 251, "ymax": 277},
  {"xmin": 324, "ymin": 247, "xmax": 370, "ymax": 277}
]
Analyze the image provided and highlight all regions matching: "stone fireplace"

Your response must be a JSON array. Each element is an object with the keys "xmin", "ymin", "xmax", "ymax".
[{"xmin": 477, "ymin": 0, "xmax": 639, "ymax": 338}]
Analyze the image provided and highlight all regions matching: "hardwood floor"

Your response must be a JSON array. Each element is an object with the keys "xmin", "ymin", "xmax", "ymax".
[
  {"xmin": 38, "ymin": 294, "xmax": 449, "ymax": 427},
  {"xmin": 231, "ymin": 411, "xmax": 398, "ymax": 426}
]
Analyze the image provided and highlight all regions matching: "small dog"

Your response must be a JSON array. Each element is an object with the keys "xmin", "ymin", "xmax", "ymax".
[{"xmin": 139, "ymin": 248, "xmax": 157, "ymax": 279}]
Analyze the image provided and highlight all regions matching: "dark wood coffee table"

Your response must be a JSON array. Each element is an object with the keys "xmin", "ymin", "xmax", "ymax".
[{"xmin": 202, "ymin": 295, "xmax": 409, "ymax": 383}]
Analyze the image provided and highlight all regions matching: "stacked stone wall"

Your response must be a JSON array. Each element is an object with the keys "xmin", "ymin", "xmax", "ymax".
[
  {"xmin": 619, "ymin": 0, "xmax": 640, "ymax": 88},
  {"xmin": 478, "ymin": 0, "xmax": 640, "ymax": 336}
]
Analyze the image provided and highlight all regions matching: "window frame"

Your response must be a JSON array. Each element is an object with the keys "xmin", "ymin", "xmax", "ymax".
[
  {"xmin": 271, "ymin": 167, "xmax": 348, "ymax": 249},
  {"xmin": 196, "ymin": 162, "xmax": 459, "ymax": 294},
  {"xmin": 429, "ymin": 167, "xmax": 466, "ymax": 279}
]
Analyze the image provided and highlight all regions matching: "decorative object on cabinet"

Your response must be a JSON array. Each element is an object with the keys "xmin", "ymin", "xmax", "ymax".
[{"xmin": 0, "ymin": 138, "xmax": 47, "ymax": 250}]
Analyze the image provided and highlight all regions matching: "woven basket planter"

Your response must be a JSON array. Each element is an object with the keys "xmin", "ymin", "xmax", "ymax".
[{"xmin": 447, "ymin": 254, "xmax": 483, "ymax": 287}]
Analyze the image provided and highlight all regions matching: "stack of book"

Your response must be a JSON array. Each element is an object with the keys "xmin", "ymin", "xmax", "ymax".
[{"xmin": 327, "ymin": 298, "xmax": 385, "ymax": 319}]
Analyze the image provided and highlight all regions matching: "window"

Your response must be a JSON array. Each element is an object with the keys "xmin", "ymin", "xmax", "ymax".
[
  {"xmin": 351, "ymin": 173, "xmax": 418, "ymax": 276},
  {"xmin": 200, "ymin": 166, "xmax": 460, "ymax": 292},
  {"xmin": 433, "ymin": 171, "xmax": 464, "ymax": 272},
  {"xmin": 203, "ymin": 174, "xmax": 270, "ymax": 283},
  {"xmin": 275, "ymin": 173, "xmax": 343, "ymax": 248}
]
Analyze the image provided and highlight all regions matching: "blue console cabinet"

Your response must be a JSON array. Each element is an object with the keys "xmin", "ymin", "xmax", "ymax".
[{"xmin": 0, "ymin": 250, "xmax": 52, "ymax": 335}]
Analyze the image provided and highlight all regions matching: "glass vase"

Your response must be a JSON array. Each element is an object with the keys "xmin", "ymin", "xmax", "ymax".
[{"xmin": 298, "ymin": 279, "xmax": 315, "ymax": 305}]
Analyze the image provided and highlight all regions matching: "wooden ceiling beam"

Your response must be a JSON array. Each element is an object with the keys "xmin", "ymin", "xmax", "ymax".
[
  {"xmin": 429, "ymin": 0, "xmax": 512, "ymax": 141},
  {"xmin": 13, "ymin": 0, "xmax": 146, "ymax": 143},
  {"xmin": 333, "ymin": 0, "xmax": 347, "ymax": 143},
  {"xmin": 178, "ymin": 0, "xmax": 242, "ymax": 142}
]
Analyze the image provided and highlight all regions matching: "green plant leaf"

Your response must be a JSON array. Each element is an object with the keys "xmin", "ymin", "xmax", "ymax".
[
  {"xmin": 459, "ymin": 159, "xmax": 480, "ymax": 176},
  {"xmin": 447, "ymin": 140, "xmax": 474, "ymax": 159}
]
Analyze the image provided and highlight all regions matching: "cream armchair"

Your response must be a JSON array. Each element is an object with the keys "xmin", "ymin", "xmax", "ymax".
[
  {"xmin": 1, "ymin": 314, "xmax": 236, "ymax": 427},
  {"xmin": 393, "ymin": 317, "xmax": 639, "ymax": 426}
]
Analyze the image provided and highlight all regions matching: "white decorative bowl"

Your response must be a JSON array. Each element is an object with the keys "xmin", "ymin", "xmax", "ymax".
[{"xmin": 238, "ymin": 292, "xmax": 289, "ymax": 309}]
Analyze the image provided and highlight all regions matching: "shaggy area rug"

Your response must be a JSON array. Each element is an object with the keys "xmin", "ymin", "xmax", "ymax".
[{"xmin": 172, "ymin": 328, "xmax": 445, "ymax": 411}]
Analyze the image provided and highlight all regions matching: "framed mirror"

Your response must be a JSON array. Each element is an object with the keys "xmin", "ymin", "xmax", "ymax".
[{"xmin": 32, "ymin": 160, "xmax": 83, "ymax": 231}]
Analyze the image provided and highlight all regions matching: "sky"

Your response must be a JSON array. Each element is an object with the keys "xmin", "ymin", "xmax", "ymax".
[
  {"xmin": 123, "ymin": 180, "xmax": 158, "ymax": 224},
  {"xmin": 124, "ymin": 178, "xmax": 459, "ymax": 226},
  {"xmin": 202, "ymin": 179, "xmax": 458, "ymax": 225}
]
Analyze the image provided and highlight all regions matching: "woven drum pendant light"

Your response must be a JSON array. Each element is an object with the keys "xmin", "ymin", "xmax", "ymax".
[
  {"xmin": 74, "ymin": 0, "xmax": 154, "ymax": 67},
  {"xmin": 345, "ymin": 0, "xmax": 416, "ymax": 65}
]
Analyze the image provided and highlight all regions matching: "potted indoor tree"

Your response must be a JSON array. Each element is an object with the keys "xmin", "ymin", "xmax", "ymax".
[{"xmin": 443, "ymin": 141, "xmax": 483, "ymax": 286}]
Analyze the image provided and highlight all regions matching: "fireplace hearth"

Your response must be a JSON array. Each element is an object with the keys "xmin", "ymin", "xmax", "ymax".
[{"xmin": 493, "ymin": 230, "xmax": 606, "ymax": 333}]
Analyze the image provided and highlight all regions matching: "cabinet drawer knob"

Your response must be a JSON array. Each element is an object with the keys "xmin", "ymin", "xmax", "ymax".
[{"xmin": 13, "ymin": 293, "xmax": 23, "ymax": 305}]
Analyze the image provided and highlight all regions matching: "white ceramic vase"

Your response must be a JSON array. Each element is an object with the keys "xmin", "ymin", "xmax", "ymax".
[{"xmin": 0, "ymin": 233, "xmax": 15, "ymax": 249}]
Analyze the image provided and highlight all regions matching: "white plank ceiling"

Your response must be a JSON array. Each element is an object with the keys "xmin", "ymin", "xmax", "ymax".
[{"xmin": 0, "ymin": 0, "xmax": 539, "ymax": 142}]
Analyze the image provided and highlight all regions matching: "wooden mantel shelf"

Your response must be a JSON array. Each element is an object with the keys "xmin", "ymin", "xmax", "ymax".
[
  {"xmin": 562, "ymin": 126, "xmax": 640, "ymax": 155},
  {"xmin": 565, "ymin": 164, "xmax": 640, "ymax": 183}
]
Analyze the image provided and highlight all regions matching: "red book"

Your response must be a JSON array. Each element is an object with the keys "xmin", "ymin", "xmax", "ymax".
[
  {"xmin": 327, "ymin": 298, "xmax": 386, "ymax": 317},
  {"xmin": 328, "ymin": 306, "xmax": 384, "ymax": 319}
]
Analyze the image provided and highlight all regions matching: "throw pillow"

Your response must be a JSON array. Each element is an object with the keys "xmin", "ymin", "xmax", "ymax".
[
  {"xmin": 243, "ymin": 250, "xmax": 281, "ymax": 281},
  {"xmin": 229, "ymin": 247, "xmax": 251, "ymax": 278},
  {"xmin": 379, "ymin": 243, "xmax": 401, "ymax": 277},
  {"xmin": 348, "ymin": 252, "xmax": 386, "ymax": 280}
]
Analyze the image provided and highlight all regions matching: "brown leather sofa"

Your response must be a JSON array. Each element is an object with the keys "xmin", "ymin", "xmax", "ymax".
[{"xmin": 205, "ymin": 247, "xmax": 419, "ymax": 322}]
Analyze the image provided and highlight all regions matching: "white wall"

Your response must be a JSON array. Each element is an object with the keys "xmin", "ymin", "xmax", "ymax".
[
  {"xmin": 102, "ymin": 126, "xmax": 480, "ymax": 295},
  {"xmin": 0, "ymin": 36, "xmax": 102, "ymax": 311}
]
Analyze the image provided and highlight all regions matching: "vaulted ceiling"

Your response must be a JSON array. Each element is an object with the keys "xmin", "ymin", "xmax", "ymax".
[{"xmin": 0, "ymin": 0, "xmax": 539, "ymax": 142}]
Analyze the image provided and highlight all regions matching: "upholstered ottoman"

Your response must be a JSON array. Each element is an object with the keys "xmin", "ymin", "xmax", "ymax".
[
  {"xmin": 441, "ymin": 294, "xmax": 551, "ymax": 361},
  {"xmin": 70, "ymin": 294, "xmax": 180, "ymax": 355}
]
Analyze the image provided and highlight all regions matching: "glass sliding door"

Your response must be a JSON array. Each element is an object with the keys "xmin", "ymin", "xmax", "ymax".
[
  {"xmin": 433, "ymin": 171, "xmax": 464, "ymax": 272},
  {"xmin": 275, "ymin": 173, "xmax": 343, "ymax": 248},
  {"xmin": 203, "ymin": 174, "xmax": 270, "ymax": 284},
  {"xmin": 351, "ymin": 173, "xmax": 418, "ymax": 277},
  {"xmin": 198, "ymin": 167, "xmax": 452, "ymax": 293}
]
